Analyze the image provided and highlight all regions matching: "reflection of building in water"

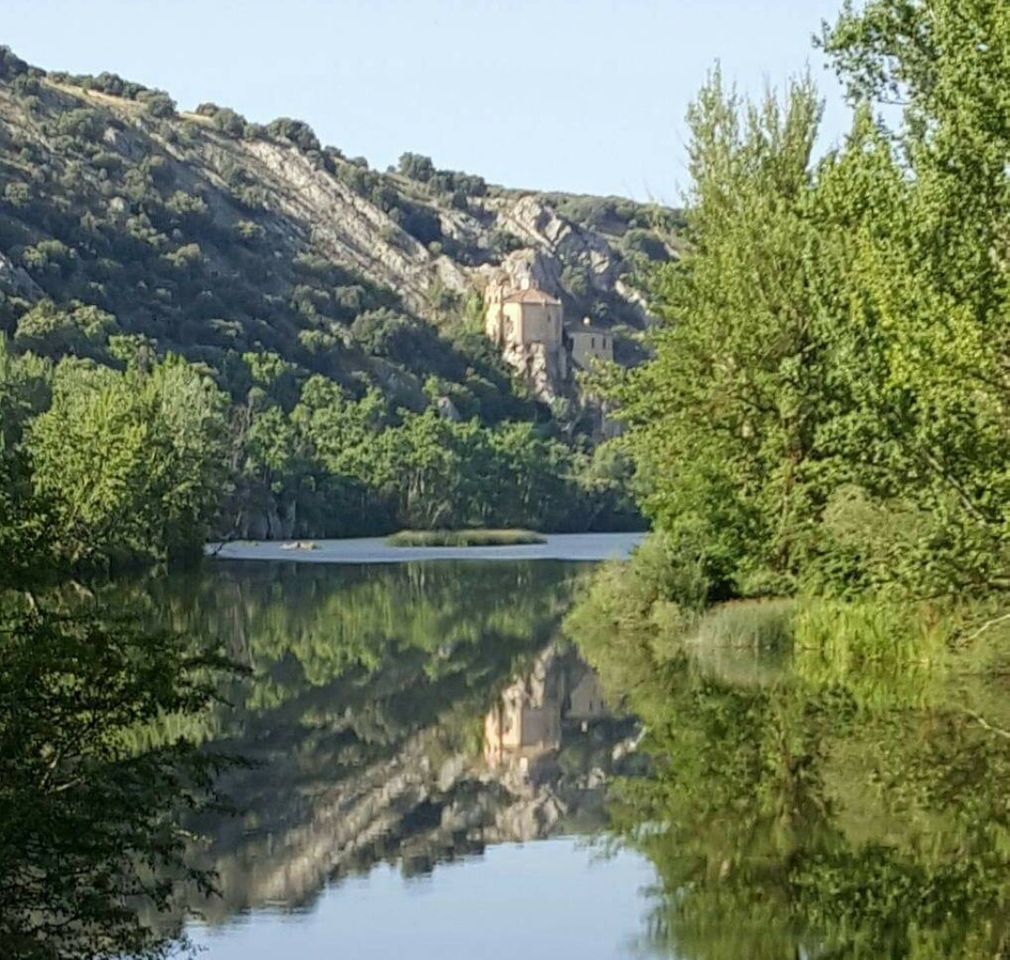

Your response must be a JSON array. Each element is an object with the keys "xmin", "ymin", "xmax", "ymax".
[
  {"xmin": 170, "ymin": 638, "xmax": 636, "ymax": 923},
  {"xmin": 484, "ymin": 647, "xmax": 608, "ymax": 770},
  {"xmin": 484, "ymin": 698, "xmax": 561, "ymax": 762}
]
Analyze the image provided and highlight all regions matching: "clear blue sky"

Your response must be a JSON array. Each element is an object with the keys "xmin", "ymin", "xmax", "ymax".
[{"xmin": 4, "ymin": 0, "xmax": 850, "ymax": 202}]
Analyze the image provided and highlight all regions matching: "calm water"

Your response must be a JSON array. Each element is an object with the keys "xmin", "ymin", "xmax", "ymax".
[
  {"xmin": 187, "ymin": 840, "xmax": 659, "ymax": 960},
  {"xmin": 117, "ymin": 535, "xmax": 1010, "ymax": 958},
  {"xmin": 129, "ymin": 548, "xmax": 657, "ymax": 958},
  {"xmin": 207, "ymin": 530, "xmax": 646, "ymax": 564}
]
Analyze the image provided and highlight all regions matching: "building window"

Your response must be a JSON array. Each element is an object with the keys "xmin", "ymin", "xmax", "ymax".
[{"xmin": 591, "ymin": 337, "xmax": 596, "ymax": 348}]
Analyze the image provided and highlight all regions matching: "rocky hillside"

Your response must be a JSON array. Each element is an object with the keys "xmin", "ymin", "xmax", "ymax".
[{"xmin": 0, "ymin": 46, "xmax": 680, "ymax": 414}]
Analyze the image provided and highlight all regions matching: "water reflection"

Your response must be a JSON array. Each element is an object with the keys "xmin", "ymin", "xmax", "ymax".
[
  {"xmin": 481, "ymin": 643, "xmax": 638, "ymax": 840},
  {"xmin": 131, "ymin": 560, "xmax": 639, "ymax": 934},
  {"xmin": 573, "ymin": 596, "xmax": 1010, "ymax": 960},
  {"xmin": 28, "ymin": 552, "xmax": 1010, "ymax": 957}
]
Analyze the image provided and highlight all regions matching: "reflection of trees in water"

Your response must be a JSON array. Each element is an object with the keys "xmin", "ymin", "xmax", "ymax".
[
  {"xmin": 0, "ymin": 607, "xmax": 237, "ymax": 959},
  {"xmin": 572, "ymin": 595, "xmax": 1010, "ymax": 959},
  {"xmin": 142, "ymin": 560, "xmax": 583, "ymax": 737},
  {"xmin": 129, "ymin": 560, "xmax": 640, "ymax": 927}
]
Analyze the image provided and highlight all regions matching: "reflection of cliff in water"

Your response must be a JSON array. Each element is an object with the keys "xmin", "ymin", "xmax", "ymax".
[
  {"xmin": 184, "ymin": 644, "xmax": 640, "ymax": 926},
  {"xmin": 136, "ymin": 561, "xmax": 641, "ymax": 928}
]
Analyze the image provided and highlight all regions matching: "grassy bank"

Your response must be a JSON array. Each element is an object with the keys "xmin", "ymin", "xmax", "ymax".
[
  {"xmin": 386, "ymin": 528, "xmax": 546, "ymax": 548},
  {"xmin": 564, "ymin": 532, "xmax": 1008, "ymax": 705}
]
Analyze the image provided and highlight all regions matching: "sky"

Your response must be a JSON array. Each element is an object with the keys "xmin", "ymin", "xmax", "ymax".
[{"xmin": 2, "ymin": 0, "xmax": 851, "ymax": 202}]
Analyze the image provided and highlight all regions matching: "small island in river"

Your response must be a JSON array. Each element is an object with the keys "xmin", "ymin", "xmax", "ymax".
[{"xmin": 386, "ymin": 529, "xmax": 546, "ymax": 548}]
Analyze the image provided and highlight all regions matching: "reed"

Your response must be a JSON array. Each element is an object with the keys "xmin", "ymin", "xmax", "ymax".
[{"xmin": 386, "ymin": 528, "xmax": 546, "ymax": 547}]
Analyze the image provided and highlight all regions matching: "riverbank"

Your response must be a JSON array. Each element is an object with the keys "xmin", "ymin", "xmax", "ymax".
[{"xmin": 564, "ymin": 532, "xmax": 1006, "ymax": 700}]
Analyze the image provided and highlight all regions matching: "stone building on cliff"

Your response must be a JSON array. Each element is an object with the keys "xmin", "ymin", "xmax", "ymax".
[
  {"xmin": 484, "ymin": 282, "xmax": 569, "ymax": 396},
  {"xmin": 484, "ymin": 283, "xmax": 616, "ymax": 399},
  {"xmin": 485, "ymin": 285, "xmax": 563, "ymax": 350},
  {"xmin": 569, "ymin": 316, "xmax": 614, "ymax": 369}
]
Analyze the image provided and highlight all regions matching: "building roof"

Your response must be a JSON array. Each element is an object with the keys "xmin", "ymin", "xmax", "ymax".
[{"xmin": 502, "ymin": 287, "xmax": 561, "ymax": 306}]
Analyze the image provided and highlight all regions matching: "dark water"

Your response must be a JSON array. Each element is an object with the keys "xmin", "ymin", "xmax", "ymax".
[{"xmin": 116, "ymin": 547, "xmax": 1010, "ymax": 959}]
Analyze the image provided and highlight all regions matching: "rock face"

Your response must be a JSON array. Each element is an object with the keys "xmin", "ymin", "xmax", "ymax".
[
  {"xmin": 210, "ymin": 148, "xmax": 649, "ymax": 402},
  {"xmin": 434, "ymin": 395, "xmax": 461, "ymax": 422},
  {"xmin": 0, "ymin": 250, "xmax": 41, "ymax": 300},
  {"xmin": 502, "ymin": 339, "xmax": 567, "ymax": 404},
  {"xmin": 183, "ymin": 129, "xmax": 655, "ymax": 362},
  {"xmin": 469, "ymin": 197, "xmax": 655, "ymax": 401},
  {"xmin": 0, "ymin": 68, "xmax": 675, "ymax": 412},
  {"xmin": 224, "ymin": 138, "xmax": 462, "ymax": 317},
  {"xmin": 491, "ymin": 195, "xmax": 633, "ymax": 302}
]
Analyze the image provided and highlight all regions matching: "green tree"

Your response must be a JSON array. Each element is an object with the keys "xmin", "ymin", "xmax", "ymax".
[
  {"xmin": 27, "ymin": 357, "xmax": 227, "ymax": 567},
  {"xmin": 14, "ymin": 300, "xmax": 117, "ymax": 360},
  {"xmin": 608, "ymin": 73, "xmax": 825, "ymax": 601},
  {"xmin": 0, "ymin": 608, "xmax": 235, "ymax": 960},
  {"xmin": 609, "ymin": 3, "xmax": 1010, "ymax": 604}
]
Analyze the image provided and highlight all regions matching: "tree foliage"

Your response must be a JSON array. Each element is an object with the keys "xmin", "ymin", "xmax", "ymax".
[
  {"xmin": 28, "ymin": 357, "xmax": 227, "ymax": 567},
  {"xmin": 609, "ymin": 3, "xmax": 1010, "ymax": 604},
  {"xmin": 0, "ymin": 609, "xmax": 235, "ymax": 960},
  {"xmin": 0, "ymin": 352, "xmax": 237, "ymax": 960}
]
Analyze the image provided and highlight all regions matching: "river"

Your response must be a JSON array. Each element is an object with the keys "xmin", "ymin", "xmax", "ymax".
[
  {"xmin": 68, "ymin": 528, "xmax": 1010, "ymax": 958},
  {"xmin": 138, "ymin": 533, "xmax": 660, "ymax": 958}
]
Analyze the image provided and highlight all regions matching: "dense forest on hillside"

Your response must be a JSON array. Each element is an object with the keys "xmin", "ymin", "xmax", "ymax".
[{"xmin": 0, "ymin": 45, "xmax": 660, "ymax": 565}]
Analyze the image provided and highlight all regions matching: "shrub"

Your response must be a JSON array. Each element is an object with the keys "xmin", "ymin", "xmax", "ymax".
[
  {"xmin": 11, "ymin": 74, "xmax": 40, "ymax": 97},
  {"xmin": 163, "ymin": 243, "xmax": 203, "ymax": 270},
  {"xmin": 3, "ymin": 182, "xmax": 30, "ymax": 209},
  {"xmin": 561, "ymin": 264, "xmax": 592, "ymax": 300},
  {"xmin": 399, "ymin": 203, "xmax": 442, "ymax": 245},
  {"xmin": 55, "ymin": 108, "xmax": 105, "ymax": 142},
  {"xmin": 14, "ymin": 300, "xmax": 117, "ymax": 359},
  {"xmin": 88, "ymin": 71, "xmax": 135, "ymax": 97},
  {"xmin": 350, "ymin": 308, "xmax": 410, "ymax": 356},
  {"xmin": 0, "ymin": 45, "xmax": 28, "ymax": 80},
  {"xmin": 791, "ymin": 598, "xmax": 954, "ymax": 709},
  {"xmin": 430, "ymin": 169, "xmax": 486, "ymax": 198},
  {"xmin": 397, "ymin": 152, "xmax": 435, "ymax": 182},
  {"xmin": 265, "ymin": 117, "xmax": 320, "ymax": 153},
  {"xmin": 90, "ymin": 151, "xmax": 123, "ymax": 174},
  {"xmin": 137, "ymin": 90, "xmax": 176, "ymax": 118},
  {"xmin": 163, "ymin": 191, "xmax": 209, "ymax": 229},
  {"xmin": 623, "ymin": 228, "xmax": 669, "ymax": 261},
  {"xmin": 684, "ymin": 599, "xmax": 795, "ymax": 650},
  {"xmin": 196, "ymin": 103, "xmax": 247, "ymax": 138},
  {"xmin": 234, "ymin": 220, "xmax": 265, "ymax": 243},
  {"xmin": 489, "ymin": 229, "xmax": 523, "ymax": 257},
  {"xmin": 22, "ymin": 240, "xmax": 75, "ymax": 274},
  {"xmin": 387, "ymin": 528, "xmax": 545, "ymax": 547}
]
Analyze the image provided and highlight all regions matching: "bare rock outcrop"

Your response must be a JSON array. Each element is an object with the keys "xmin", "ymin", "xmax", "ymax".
[{"xmin": 0, "ymin": 250, "xmax": 42, "ymax": 300}]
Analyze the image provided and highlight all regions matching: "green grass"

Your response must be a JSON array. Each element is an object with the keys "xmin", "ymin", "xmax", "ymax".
[
  {"xmin": 685, "ymin": 598, "xmax": 796, "ymax": 650},
  {"xmin": 386, "ymin": 528, "xmax": 546, "ymax": 548}
]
